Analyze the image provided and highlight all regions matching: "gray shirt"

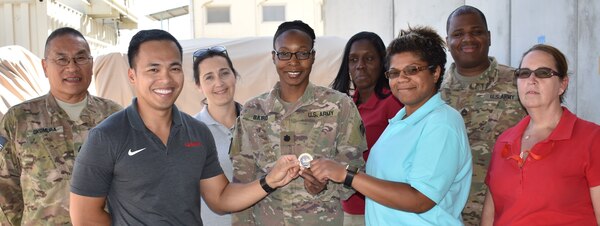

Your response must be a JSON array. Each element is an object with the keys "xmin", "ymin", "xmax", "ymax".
[
  {"xmin": 71, "ymin": 98, "xmax": 223, "ymax": 225},
  {"xmin": 193, "ymin": 103, "xmax": 241, "ymax": 226}
]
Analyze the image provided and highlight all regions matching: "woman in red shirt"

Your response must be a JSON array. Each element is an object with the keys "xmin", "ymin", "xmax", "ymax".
[
  {"xmin": 482, "ymin": 44, "xmax": 600, "ymax": 225},
  {"xmin": 330, "ymin": 31, "xmax": 403, "ymax": 226}
]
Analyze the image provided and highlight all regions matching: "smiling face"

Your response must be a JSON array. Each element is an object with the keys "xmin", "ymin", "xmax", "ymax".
[
  {"xmin": 42, "ymin": 34, "xmax": 93, "ymax": 103},
  {"xmin": 272, "ymin": 29, "xmax": 315, "ymax": 91},
  {"xmin": 128, "ymin": 40, "xmax": 184, "ymax": 113},
  {"xmin": 388, "ymin": 52, "xmax": 440, "ymax": 115},
  {"xmin": 517, "ymin": 50, "xmax": 568, "ymax": 110},
  {"xmin": 349, "ymin": 39, "xmax": 382, "ymax": 92},
  {"xmin": 446, "ymin": 13, "xmax": 491, "ymax": 72},
  {"xmin": 197, "ymin": 56, "xmax": 237, "ymax": 107}
]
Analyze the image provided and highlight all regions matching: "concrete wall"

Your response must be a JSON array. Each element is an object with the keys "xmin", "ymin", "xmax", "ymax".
[
  {"xmin": 324, "ymin": 0, "xmax": 599, "ymax": 124},
  {"xmin": 192, "ymin": 0, "xmax": 324, "ymax": 38}
]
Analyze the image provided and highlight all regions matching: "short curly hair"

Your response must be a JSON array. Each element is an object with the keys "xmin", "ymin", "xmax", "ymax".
[{"xmin": 386, "ymin": 26, "xmax": 447, "ymax": 90}]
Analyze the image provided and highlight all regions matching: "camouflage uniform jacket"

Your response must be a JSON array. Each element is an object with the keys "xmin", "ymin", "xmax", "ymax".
[
  {"xmin": 0, "ymin": 93, "xmax": 121, "ymax": 226},
  {"xmin": 230, "ymin": 82, "xmax": 367, "ymax": 226},
  {"xmin": 440, "ymin": 57, "xmax": 526, "ymax": 225}
]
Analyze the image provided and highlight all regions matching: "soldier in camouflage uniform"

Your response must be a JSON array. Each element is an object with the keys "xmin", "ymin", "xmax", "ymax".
[
  {"xmin": 230, "ymin": 20, "xmax": 367, "ymax": 226},
  {"xmin": 440, "ymin": 6, "xmax": 527, "ymax": 225},
  {"xmin": 0, "ymin": 27, "xmax": 122, "ymax": 225}
]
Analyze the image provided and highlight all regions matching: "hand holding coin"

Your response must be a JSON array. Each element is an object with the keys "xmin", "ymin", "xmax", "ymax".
[{"xmin": 298, "ymin": 153, "xmax": 313, "ymax": 169}]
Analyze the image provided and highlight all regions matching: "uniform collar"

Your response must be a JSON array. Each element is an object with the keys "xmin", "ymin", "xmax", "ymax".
[
  {"xmin": 45, "ymin": 92, "xmax": 94, "ymax": 123},
  {"xmin": 268, "ymin": 82, "xmax": 316, "ymax": 116},
  {"xmin": 448, "ymin": 57, "xmax": 500, "ymax": 88}
]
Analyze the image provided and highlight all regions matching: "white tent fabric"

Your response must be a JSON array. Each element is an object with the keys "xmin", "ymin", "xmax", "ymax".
[
  {"xmin": 93, "ymin": 36, "xmax": 348, "ymax": 115},
  {"xmin": 0, "ymin": 36, "xmax": 347, "ymax": 117},
  {"xmin": 0, "ymin": 45, "xmax": 49, "ymax": 118}
]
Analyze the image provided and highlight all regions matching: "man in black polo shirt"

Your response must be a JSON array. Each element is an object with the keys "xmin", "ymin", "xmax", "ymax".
[{"xmin": 69, "ymin": 29, "xmax": 300, "ymax": 225}]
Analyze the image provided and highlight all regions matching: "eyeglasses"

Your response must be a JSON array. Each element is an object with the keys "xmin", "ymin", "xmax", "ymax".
[
  {"xmin": 384, "ymin": 65, "xmax": 434, "ymax": 79},
  {"xmin": 272, "ymin": 49, "xmax": 314, "ymax": 61},
  {"xmin": 514, "ymin": 67, "xmax": 561, "ymax": 79},
  {"xmin": 193, "ymin": 46, "xmax": 228, "ymax": 62},
  {"xmin": 49, "ymin": 55, "xmax": 92, "ymax": 66}
]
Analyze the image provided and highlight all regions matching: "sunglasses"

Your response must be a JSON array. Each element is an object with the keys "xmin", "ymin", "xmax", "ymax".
[
  {"xmin": 193, "ymin": 46, "xmax": 228, "ymax": 62},
  {"xmin": 272, "ymin": 49, "xmax": 314, "ymax": 61},
  {"xmin": 514, "ymin": 67, "xmax": 560, "ymax": 79},
  {"xmin": 384, "ymin": 65, "xmax": 434, "ymax": 79}
]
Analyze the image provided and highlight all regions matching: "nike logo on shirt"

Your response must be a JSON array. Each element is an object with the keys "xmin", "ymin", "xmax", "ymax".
[{"xmin": 128, "ymin": 148, "xmax": 146, "ymax": 156}]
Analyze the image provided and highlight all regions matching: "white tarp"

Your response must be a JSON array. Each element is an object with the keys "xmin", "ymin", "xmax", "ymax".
[
  {"xmin": 93, "ymin": 36, "xmax": 347, "ymax": 115},
  {"xmin": 0, "ymin": 45, "xmax": 49, "ymax": 118},
  {"xmin": 0, "ymin": 36, "xmax": 347, "ymax": 116}
]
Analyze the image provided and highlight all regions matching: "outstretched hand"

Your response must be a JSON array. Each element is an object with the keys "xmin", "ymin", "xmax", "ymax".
[
  {"xmin": 265, "ymin": 155, "xmax": 301, "ymax": 188},
  {"xmin": 300, "ymin": 168, "xmax": 328, "ymax": 195},
  {"xmin": 309, "ymin": 158, "xmax": 347, "ymax": 183}
]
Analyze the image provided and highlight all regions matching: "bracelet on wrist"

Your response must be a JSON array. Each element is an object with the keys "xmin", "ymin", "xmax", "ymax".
[{"xmin": 260, "ymin": 175, "xmax": 276, "ymax": 193}]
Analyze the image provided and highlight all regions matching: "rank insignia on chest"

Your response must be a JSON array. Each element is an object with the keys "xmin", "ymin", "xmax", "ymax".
[{"xmin": 281, "ymin": 131, "xmax": 295, "ymax": 145}]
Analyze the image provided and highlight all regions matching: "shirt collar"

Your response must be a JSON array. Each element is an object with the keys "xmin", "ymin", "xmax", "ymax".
[
  {"xmin": 127, "ymin": 97, "xmax": 182, "ymax": 131},
  {"xmin": 389, "ymin": 92, "xmax": 445, "ymax": 125},
  {"xmin": 498, "ymin": 106, "xmax": 576, "ymax": 144},
  {"xmin": 353, "ymin": 88, "xmax": 392, "ymax": 110}
]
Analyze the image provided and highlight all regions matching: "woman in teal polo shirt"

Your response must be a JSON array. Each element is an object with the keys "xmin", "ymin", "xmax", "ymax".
[{"xmin": 311, "ymin": 26, "xmax": 472, "ymax": 226}]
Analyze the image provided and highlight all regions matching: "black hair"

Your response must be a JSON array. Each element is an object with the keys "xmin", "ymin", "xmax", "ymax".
[
  {"xmin": 273, "ymin": 20, "xmax": 316, "ymax": 49},
  {"xmin": 192, "ymin": 48, "xmax": 239, "ymax": 86},
  {"xmin": 331, "ymin": 31, "xmax": 390, "ymax": 101},
  {"xmin": 518, "ymin": 44, "xmax": 569, "ymax": 103},
  {"xmin": 127, "ymin": 29, "xmax": 182, "ymax": 69},
  {"xmin": 44, "ymin": 27, "xmax": 89, "ymax": 58},
  {"xmin": 386, "ymin": 26, "xmax": 447, "ymax": 90},
  {"xmin": 446, "ymin": 5, "xmax": 488, "ymax": 33}
]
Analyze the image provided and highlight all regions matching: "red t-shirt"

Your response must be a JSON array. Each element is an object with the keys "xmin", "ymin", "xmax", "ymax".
[
  {"xmin": 486, "ymin": 107, "xmax": 600, "ymax": 225},
  {"xmin": 343, "ymin": 89, "xmax": 403, "ymax": 214}
]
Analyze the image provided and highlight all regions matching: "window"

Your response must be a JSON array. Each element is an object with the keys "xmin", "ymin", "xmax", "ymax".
[
  {"xmin": 206, "ymin": 6, "xmax": 230, "ymax": 23},
  {"xmin": 262, "ymin": 5, "xmax": 285, "ymax": 22}
]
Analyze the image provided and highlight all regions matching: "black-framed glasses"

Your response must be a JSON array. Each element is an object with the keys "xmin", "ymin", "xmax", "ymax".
[
  {"xmin": 272, "ymin": 49, "xmax": 314, "ymax": 60},
  {"xmin": 193, "ymin": 46, "xmax": 228, "ymax": 62},
  {"xmin": 384, "ymin": 65, "xmax": 434, "ymax": 79},
  {"xmin": 49, "ymin": 55, "xmax": 92, "ymax": 66},
  {"xmin": 514, "ymin": 67, "xmax": 560, "ymax": 79}
]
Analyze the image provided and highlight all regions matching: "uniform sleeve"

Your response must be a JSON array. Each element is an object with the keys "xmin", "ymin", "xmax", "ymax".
[
  {"xmin": 230, "ymin": 115, "xmax": 256, "ymax": 225},
  {"xmin": 335, "ymin": 97, "xmax": 367, "ymax": 200},
  {"xmin": 0, "ymin": 110, "xmax": 24, "ymax": 225},
  {"xmin": 408, "ymin": 120, "xmax": 466, "ymax": 204},
  {"xmin": 70, "ymin": 129, "xmax": 114, "ymax": 197}
]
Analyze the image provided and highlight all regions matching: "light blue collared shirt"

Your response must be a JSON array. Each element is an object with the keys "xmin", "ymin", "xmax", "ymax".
[{"xmin": 365, "ymin": 93, "xmax": 472, "ymax": 226}]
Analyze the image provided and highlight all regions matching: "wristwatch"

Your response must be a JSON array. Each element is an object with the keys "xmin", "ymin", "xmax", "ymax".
[
  {"xmin": 260, "ymin": 175, "xmax": 276, "ymax": 193},
  {"xmin": 344, "ymin": 165, "xmax": 360, "ymax": 188}
]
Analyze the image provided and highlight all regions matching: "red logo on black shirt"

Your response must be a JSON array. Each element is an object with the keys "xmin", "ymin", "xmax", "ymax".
[{"xmin": 185, "ymin": 141, "xmax": 201, "ymax": 147}]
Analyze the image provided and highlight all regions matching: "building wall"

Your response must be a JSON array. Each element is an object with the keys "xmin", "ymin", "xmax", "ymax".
[
  {"xmin": 0, "ymin": 0, "xmax": 120, "ymax": 57},
  {"xmin": 192, "ymin": 0, "xmax": 324, "ymax": 38},
  {"xmin": 324, "ymin": 0, "xmax": 600, "ymax": 124}
]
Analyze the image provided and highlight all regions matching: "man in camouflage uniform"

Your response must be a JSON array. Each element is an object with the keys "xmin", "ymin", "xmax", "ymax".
[
  {"xmin": 440, "ymin": 6, "xmax": 527, "ymax": 225},
  {"xmin": 0, "ymin": 27, "xmax": 121, "ymax": 225},
  {"xmin": 230, "ymin": 20, "xmax": 366, "ymax": 225}
]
